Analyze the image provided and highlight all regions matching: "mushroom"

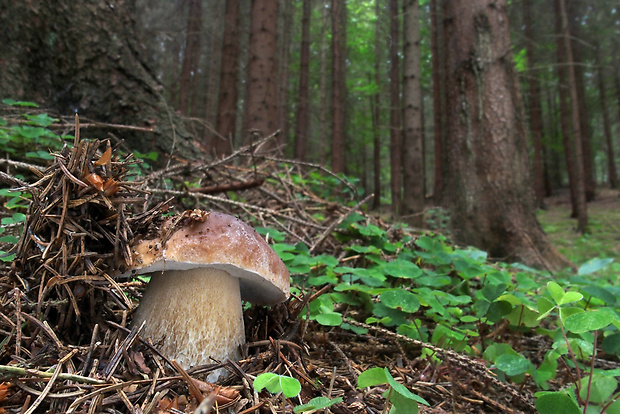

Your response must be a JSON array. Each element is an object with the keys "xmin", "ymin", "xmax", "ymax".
[{"xmin": 125, "ymin": 211, "xmax": 290, "ymax": 380}]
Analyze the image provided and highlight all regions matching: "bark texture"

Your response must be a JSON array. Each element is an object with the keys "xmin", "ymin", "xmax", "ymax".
[
  {"xmin": 443, "ymin": 0, "xmax": 569, "ymax": 270},
  {"xmin": 294, "ymin": 0, "xmax": 311, "ymax": 161},
  {"xmin": 244, "ymin": 0, "xmax": 280, "ymax": 147},
  {"xmin": 401, "ymin": 0, "xmax": 424, "ymax": 226},
  {"xmin": 567, "ymin": 1, "xmax": 596, "ymax": 201},
  {"xmin": 389, "ymin": 0, "xmax": 402, "ymax": 215},
  {"xmin": 331, "ymin": 0, "xmax": 347, "ymax": 173},
  {"xmin": 178, "ymin": 0, "xmax": 203, "ymax": 115},
  {"xmin": 558, "ymin": 0, "xmax": 588, "ymax": 232},
  {"xmin": 0, "ymin": 0, "xmax": 202, "ymax": 162},
  {"xmin": 215, "ymin": 0, "xmax": 241, "ymax": 156},
  {"xmin": 371, "ymin": 0, "xmax": 382, "ymax": 209},
  {"xmin": 430, "ymin": 0, "xmax": 444, "ymax": 203},
  {"xmin": 523, "ymin": 0, "xmax": 545, "ymax": 208}
]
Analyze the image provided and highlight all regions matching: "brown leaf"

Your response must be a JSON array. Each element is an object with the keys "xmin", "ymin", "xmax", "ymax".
[
  {"xmin": 103, "ymin": 178, "xmax": 121, "ymax": 196},
  {"xmin": 0, "ymin": 382, "xmax": 8, "ymax": 402},
  {"xmin": 94, "ymin": 147, "xmax": 112, "ymax": 166},
  {"xmin": 131, "ymin": 351, "xmax": 151, "ymax": 374},
  {"xmin": 84, "ymin": 173, "xmax": 104, "ymax": 191}
]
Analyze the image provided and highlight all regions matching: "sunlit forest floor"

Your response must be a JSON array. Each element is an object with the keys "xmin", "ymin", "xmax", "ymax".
[{"xmin": 537, "ymin": 188, "xmax": 620, "ymax": 280}]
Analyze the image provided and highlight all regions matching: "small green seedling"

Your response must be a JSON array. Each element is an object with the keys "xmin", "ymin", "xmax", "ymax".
[
  {"xmin": 253, "ymin": 373, "xmax": 302, "ymax": 399},
  {"xmin": 357, "ymin": 367, "xmax": 429, "ymax": 414},
  {"xmin": 293, "ymin": 396, "xmax": 343, "ymax": 413}
]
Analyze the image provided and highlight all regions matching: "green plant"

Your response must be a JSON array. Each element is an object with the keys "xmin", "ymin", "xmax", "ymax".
[
  {"xmin": 261, "ymin": 199, "xmax": 619, "ymax": 413},
  {"xmin": 253, "ymin": 373, "xmax": 302, "ymax": 399},
  {"xmin": 357, "ymin": 367, "xmax": 429, "ymax": 413},
  {"xmin": 293, "ymin": 396, "xmax": 343, "ymax": 413}
]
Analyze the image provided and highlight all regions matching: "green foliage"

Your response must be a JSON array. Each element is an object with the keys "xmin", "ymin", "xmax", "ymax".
[
  {"xmin": 260, "ymin": 184, "xmax": 620, "ymax": 413},
  {"xmin": 253, "ymin": 373, "xmax": 302, "ymax": 399},
  {"xmin": 357, "ymin": 367, "xmax": 429, "ymax": 413},
  {"xmin": 0, "ymin": 102, "xmax": 70, "ymax": 159},
  {"xmin": 293, "ymin": 396, "xmax": 343, "ymax": 413}
]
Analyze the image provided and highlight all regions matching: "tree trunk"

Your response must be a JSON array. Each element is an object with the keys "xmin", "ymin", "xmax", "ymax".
[
  {"xmin": 371, "ymin": 0, "xmax": 382, "ymax": 210},
  {"xmin": 277, "ymin": 0, "xmax": 293, "ymax": 149},
  {"xmin": 401, "ymin": 0, "xmax": 424, "ymax": 226},
  {"xmin": 545, "ymin": 86, "xmax": 563, "ymax": 193},
  {"xmin": 244, "ymin": 0, "xmax": 280, "ymax": 148},
  {"xmin": 567, "ymin": 1, "xmax": 595, "ymax": 201},
  {"xmin": 294, "ymin": 0, "xmax": 311, "ymax": 161},
  {"xmin": 554, "ymin": 4, "xmax": 578, "ymax": 216},
  {"xmin": 178, "ymin": 0, "xmax": 203, "ymax": 115},
  {"xmin": 389, "ymin": 0, "xmax": 403, "ymax": 216},
  {"xmin": 0, "ymin": 0, "xmax": 202, "ymax": 162},
  {"xmin": 214, "ymin": 0, "xmax": 241, "ymax": 156},
  {"xmin": 202, "ymin": 0, "xmax": 224, "ymax": 142},
  {"xmin": 523, "ymin": 0, "xmax": 546, "ymax": 208},
  {"xmin": 430, "ymin": 0, "xmax": 444, "ymax": 204},
  {"xmin": 317, "ymin": 0, "xmax": 330, "ymax": 163},
  {"xmin": 442, "ymin": 0, "xmax": 569, "ymax": 270},
  {"xmin": 596, "ymin": 41, "xmax": 618, "ymax": 189},
  {"xmin": 331, "ymin": 0, "xmax": 347, "ymax": 173},
  {"xmin": 557, "ymin": 0, "xmax": 588, "ymax": 233}
]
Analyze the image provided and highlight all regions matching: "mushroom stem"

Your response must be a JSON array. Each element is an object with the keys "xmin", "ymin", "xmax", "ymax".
[{"xmin": 133, "ymin": 268, "xmax": 245, "ymax": 378}]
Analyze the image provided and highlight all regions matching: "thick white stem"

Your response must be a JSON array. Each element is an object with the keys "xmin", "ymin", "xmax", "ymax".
[{"xmin": 133, "ymin": 268, "xmax": 245, "ymax": 380}]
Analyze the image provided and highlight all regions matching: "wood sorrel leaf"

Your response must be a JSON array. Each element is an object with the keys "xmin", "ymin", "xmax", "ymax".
[
  {"xmin": 535, "ymin": 391, "xmax": 580, "ymax": 414},
  {"xmin": 357, "ymin": 367, "xmax": 388, "ymax": 388},
  {"xmin": 380, "ymin": 289, "xmax": 420, "ymax": 313},
  {"xmin": 564, "ymin": 308, "xmax": 617, "ymax": 333}
]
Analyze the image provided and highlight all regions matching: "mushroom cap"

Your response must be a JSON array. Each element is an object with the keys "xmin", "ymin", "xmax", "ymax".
[{"xmin": 126, "ymin": 211, "xmax": 290, "ymax": 305}]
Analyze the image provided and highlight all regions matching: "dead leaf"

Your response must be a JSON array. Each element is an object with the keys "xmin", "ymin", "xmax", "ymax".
[
  {"xmin": 84, "ymin": 173, "xmax": 104, "ymax": 191},
  {"xmin": 132, "ymin": 351, "xmax": 151, "ymax": 374},
  {"xmin": 94, "ymin": 147, "xmax": 112, "ymax": 166},
  {"xmin": 0, "ymin": 382, "xmax": 8, "ymax": 402}
]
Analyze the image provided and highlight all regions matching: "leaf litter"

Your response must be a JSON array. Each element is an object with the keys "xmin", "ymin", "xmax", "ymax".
[{"xmin": 0, "ymin": 116, "xmax": 538, "ymax": 413}]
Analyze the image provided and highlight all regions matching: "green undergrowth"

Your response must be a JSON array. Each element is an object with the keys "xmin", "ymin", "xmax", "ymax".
[
  {"xmin": 258, "ymin": 212, "xmax": 619, "ymax": 412},
  {"xmin": 2, "ymin": 100, "xmax": 619, "ymax": 413}
]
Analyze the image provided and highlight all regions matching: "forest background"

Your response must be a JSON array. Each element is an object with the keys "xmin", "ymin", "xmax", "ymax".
[{"xmin": 1, "ymin": 0, "xmax": 619, "ymax": 274}]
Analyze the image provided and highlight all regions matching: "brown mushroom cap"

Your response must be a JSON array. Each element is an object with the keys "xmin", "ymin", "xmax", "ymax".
[{"xmin": 126, "ymin": 211, "xmax": 290, "ymax": 305}]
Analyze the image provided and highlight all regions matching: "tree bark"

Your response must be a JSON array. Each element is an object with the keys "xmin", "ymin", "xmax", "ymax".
[
  {"xmin": 567, "ymin": 1, "xmax": 595, "ymax": 201},
  {"xmin": 371, "ymin": 0, "xmax": 382, "ymax": 210},
  {"xmin": 202, "ymin": 0, "xmax": 224, "ymax": 141},
  {"xmin": 276, "ymin": 0, "xmax": 293, "ymax": 148},
  {"xmin": 317, "ymin": 0, "xmax": 330, "ymax": 163},
  {"xmin": 443, "ymin": 0, "xmax": 569, "ymax": 270},
  {"xmin": 244, "ymin": 0, "xmax": 280, "ymax": 148},
  {"xmin": 294, "ymin": 0, "xmax": 311, "ymax": 161},
  {"xmin": 430, "ymin": 0, "xmax": 444, "ymax": 204},
  {"xmin": 401, "ymin": 0, "xmax": 424, "ymax": 226},
  {"xmin": 331, "ymin": 0, "xmax": 347, "ymax": 173},
  {"xmin": 0, "ymin": 0, "xmax": 203, "ymax": 162},
  {"xmin": 557, "ymin": 0, "xmax": 588, "ymax": 233},
  {"xmin": 178, "ymin": 0, "xmax": 203, "ymax": 115},
  {"xmin": 214, "ymin": 0, "xmax": 241, "ymax": 156},
  {"xmin": 389, "ymin": 0, "xmax": 403, "ymax": 216},
  {"xmin": 595, "ymin": 41, "xmax": 618, "ymax": 189},
  {"xmin": 554, "ymin": 3, "xmax": 578, "ymax": 216},
  {"xmin": 523, "ymin": 0, "xmax": 546, "ymax": 208}
]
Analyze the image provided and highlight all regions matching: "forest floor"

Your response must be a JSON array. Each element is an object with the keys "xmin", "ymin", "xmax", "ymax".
[
  {"xmin": 0, "ymin": 115, "xmax": 618, "ymax": 413},
  {"xmin": 537, "ymin": 187, "xmax": 620, "ymax": 279}
]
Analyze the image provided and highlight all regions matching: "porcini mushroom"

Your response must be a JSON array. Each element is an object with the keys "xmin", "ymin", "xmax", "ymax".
[{"xmin": 125, "ymin": 211, "xmax": 290, "ymax": 380}]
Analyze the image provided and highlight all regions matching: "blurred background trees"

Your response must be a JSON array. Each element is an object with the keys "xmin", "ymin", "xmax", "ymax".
[{"xmin": 1, "ymin": 0, "xmax": 619, "ymax": 268}]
